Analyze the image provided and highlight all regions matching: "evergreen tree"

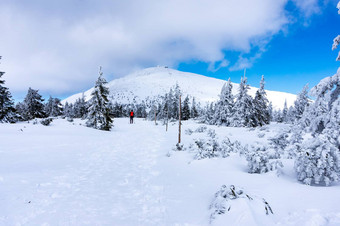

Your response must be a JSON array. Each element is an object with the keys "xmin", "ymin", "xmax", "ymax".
[
  {"xmin": 203, "ymin": 102, "xmax": 215, "ymax": 124},
  {"xmin": 293, "ymin": 84, "xmax": 309, "ymax": 121},
  {"xmin": 282, "ymin": 100, "xmax": 288, "ymax": 123},
  {"xmin": 86, "ymin": 67, "xmax": 113, "ymax": 131},
  {"xmin": 23, "ymin": 87, "xmax": 46, "ymax": 120},
  {"xmin": 268, "ymin": 102, "xmax": 273, "ymax": 122},
  {"xmin": 45, "ymin": 96, "xmax": 63, "ymax": 117},
  {"xmin": 73, "ymin": 93, "xmax": 87, "ymax": 118},
  {"xmin": 295, "ymin": 3, "xmax": 340, "ymax": 186},
  {"xmin": 253, "ymin": 75, "xmax": 270, "ymax": 126},
  {"xmin": 182, "ymin": 95, "xmax": 191, "ymax": 120},
  {"xmin": 232, "ymin": 77, "xmax": 256, "ymax": 127},
  {"xmin": 172, "ymin": 83, "xmax": 181, "ymax": 119},
  {"xmin": 64, "ymin": 102, "xmax": 75, "ymax": 118},
  {"xmin": 191, "ymin": 97, "xmax": 199, "ymax": 118},
  {"xmin": 213, "ymin": 78, "xmax": 234, "ymax": 126},
  {"xmin": 0, "ymin": 56, "xmax": 16, "ymax": 122}
]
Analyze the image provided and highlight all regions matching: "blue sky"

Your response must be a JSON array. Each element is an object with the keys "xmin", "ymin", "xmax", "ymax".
[
  {"xmin": 0, "ymin": 0, "xmax": 339, "ymax": 101},
  {"xmin": 179, "ymin": 2, "xmax": 340, "ymax": 94}
]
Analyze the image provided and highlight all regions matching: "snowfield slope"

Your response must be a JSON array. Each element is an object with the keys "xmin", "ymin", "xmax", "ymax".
[
  {"xmin": 63, "ymin": 67, "xmax": 297, "ymax": 109},
  {"xmin": 1, "ymin": 118, "xmax": 340, "ymax": 225}
]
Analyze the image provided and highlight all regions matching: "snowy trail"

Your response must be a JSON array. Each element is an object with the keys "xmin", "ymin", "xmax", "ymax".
[
  {"xmin": 0, "ymin": 119, "xmax": 167, "ymax": 225},
  {"xmin": 2, "ymin": 119, "xmax": 340, "ymax": 225}
]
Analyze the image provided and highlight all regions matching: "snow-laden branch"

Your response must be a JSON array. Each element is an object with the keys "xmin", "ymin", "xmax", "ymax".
[
  {"xmin": 338, "ymin": 1, "xmax": 340, "ymax": 14},
  {"xmin": 333, "ymin": 35, "xmax": 340, "ymax": 61}
]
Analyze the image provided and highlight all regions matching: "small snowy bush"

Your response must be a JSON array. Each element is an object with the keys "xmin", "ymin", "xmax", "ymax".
[
  {"xmin": 268, "ymin": 131, "xmax": 289, "ymax": 158},
  {"xmin": 245, "ymin": 146, "xmax": 283, "ymax": 174},
  {"xmin": 295, "ymin": 136, "xmax": 340, "ymax": 186},
  {"xmin": 190, "ymin": 138, "xmax": 220, "ymax": 160},
  {"xmin": 185, "ymin": 128, "xmax": 193, "ymax": 135},
  {"xmin": 40, "ymin": 118, "xmax": 53, "ymax": 126},
  {"xmin": 195, "ymin": 125, "xmax": 207, "ymax": 133},
  {"xmin": 209, "ymin": 185, "xmax": 273, "ymax": 223},
  {"xmin": 67, "ymin": 117, "xmax": 74, "ymax": 122}
]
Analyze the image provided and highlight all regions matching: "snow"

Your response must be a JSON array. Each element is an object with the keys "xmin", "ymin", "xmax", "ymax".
[
  {"xmin": 1, "ymin": 118, "xmax": 340, "ymax": 225},
  {"xmin": 62, "ymin": 67, "xmax": 297, "ymax": 110}
]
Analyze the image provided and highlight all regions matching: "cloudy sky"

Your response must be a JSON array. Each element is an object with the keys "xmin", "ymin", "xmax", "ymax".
[{"xmin": 0, "ymin": 0, "xmax": 339, "ymax": 101}]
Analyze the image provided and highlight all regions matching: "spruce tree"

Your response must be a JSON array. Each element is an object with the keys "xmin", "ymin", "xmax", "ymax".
[
  {"xmin": 282, "ymin": 100, "xmax": 288, "ymax": 123},
  {"xmin": 294, "ymin": 3, "xmax": 340, "ymax": 186},
  {"xmin": 190, "ymin": 97, "xmax": 199, "ymax": 118},
  {"xmin": 73, "ymin": 93, "xmax": 87, "ymax": 118},
  {"xmin": 232, "ymin": 77, "xmax": 256, "ymax": 127},
  {"xmin": 213, "ymin": 78, "xmax": 234, "ymax": 126},
  {"xmin": 23, "ymin": 87, "xmax": 46, "ymax": 120},
  {"xmin": 253, "ymin": 75, "xmax": 270, "ymax": 126},
  {"xmin": 182, "ymin": 95, "xmax": 191, "ymax": 120},
  {"xmin": 293, "ymin": 84, "xmax": 309, "ymax": 121},
  {"xmin": 0, "ymin": 56, "xmax": 16, "ymax": 123},
  {"xmin": 86, "ymin": 67, "xmax": 113, "ymax": 131},
  {"xmin": 45, "ymin": 96, "xmax": 63, "ymax": 117}
]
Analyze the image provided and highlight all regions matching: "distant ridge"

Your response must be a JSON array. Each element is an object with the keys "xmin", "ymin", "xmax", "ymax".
[{"xmin": 63, "ymin": 66, "xmax": 297, "ymax": 109}]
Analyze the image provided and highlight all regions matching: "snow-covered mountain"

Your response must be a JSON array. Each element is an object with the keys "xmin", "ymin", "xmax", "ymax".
[{"xmin": 63, "ymin": 66, "xmax": 297, "ymax": 109}]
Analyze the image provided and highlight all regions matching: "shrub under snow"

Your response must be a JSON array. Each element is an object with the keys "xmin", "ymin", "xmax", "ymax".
[
  {"xmin": 209, "ymin": 185, "xmax": 273, "ymax": 223},
  {"xmin": 189, "ymin": 129, "xmax": 244, "ymax": 160},
  {"xmin": 245, "ymin": 145, "xmax": 283, "ymax": 174},
  {"xmin": 295, "ymin": 136, "xmax": 340, "ymax": 186}
]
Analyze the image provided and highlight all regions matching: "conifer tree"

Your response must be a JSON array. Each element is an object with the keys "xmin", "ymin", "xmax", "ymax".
[
  {"xmin": 282, "ymin": 100, "xmax": 288, "ymax": 123},
  {"xmin": 0, "ymin": 56, "xmax": 16, "ymax": 122},
  {"xmin": 294, "ymin": 3, "xmax": 340, "ymax": 186},
  {"xmin": 23, "ymin": 87, "xmax": 46, "ymax": 120},
  {"xmin": 45, "ymin": 96, "xmax": 63, "ymax": 117},
  {"xmin": 190, "ymin": 97, "xmax": 199, "ymax": 118},
  {"xmin": 293, "ymin": 84, "xmax": 309, "ymax": 121},
  {"xmin": 253, "ymin": 75, "xmax": 270, "ymax": 126},
  {"xmin": 232, "ymin": 77, "xmax": 256, "ymax": 127},
  {"xmin": 73, "ymin": 93, "xmax": 87, "ymax": 118},
  {"xmin": 213, "ymin": 78, "xmax": 234, "ymax": 126},
  {"xmin": 182, "ymin": 95, "xmax": 191, "ymax": 120},
  {"xmin": 86, "ymin": 67, "xmax": 113, "ymax": 131}
]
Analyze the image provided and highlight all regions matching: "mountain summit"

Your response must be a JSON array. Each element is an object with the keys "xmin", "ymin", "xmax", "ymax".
[{"xmin": 63, "ymin": 66, "xmax": 296, "ymax": 109}]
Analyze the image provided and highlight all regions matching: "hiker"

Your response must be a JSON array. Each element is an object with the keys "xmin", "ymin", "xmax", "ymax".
[{"xmin": 129, "ymin": 110, "xmax": 134, "ymax": 124}]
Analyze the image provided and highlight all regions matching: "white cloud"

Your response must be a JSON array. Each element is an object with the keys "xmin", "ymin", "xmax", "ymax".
[
  {"xmin": 291, "ymin": 0, "xmax": 321, "ymax": 17},
  {"xmin": 0, "ymin": 0, "xmax": 320, "ymax": 97}
]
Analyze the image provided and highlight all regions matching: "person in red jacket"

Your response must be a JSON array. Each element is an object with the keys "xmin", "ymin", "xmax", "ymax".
[{"xmin": 129, "ymin": 110, "xmax": 134, "ymax": 124}]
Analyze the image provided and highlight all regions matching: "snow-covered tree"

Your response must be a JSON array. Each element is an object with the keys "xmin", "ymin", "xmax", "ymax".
[
  {"xmin": 253, "ymin": 75, "xmax": 270, "ymax": 126},
  {"xmin": 281, "ymin": 100, "xmax": 288, "ymax": 123},
  {"xmin": 293, "ymin": 84, "xmax": 309, "ymax": 122},
  {"xmin": 86, "ymin": 67, "xmax": 113, "ymax": 131},
  {"xmin": 294, "ymin": 3, "xmax": 340, "ymax": 186},
  {"xmin": 213, "ymin": 78, "xmax": 234, "ymax": 126},
  {"xmin": 45, "ymin": 96, "xmax": 63, "ymax": 117},
  {"xmin": 0, "ymin": 57, "xmax": 16, "ymax": 123},
  {"xmin": 182, "ymin": 95, "xmax": 190, "ymax": 120},
  {"xmin": 190, "ymin": 97, "xmax": 199, "ymax": 118},
  {"xmin": 64, "ymin": 102, "xmax": 75, "ymax": 118},
  {"xmin": 23, "ymin": 87, "xmax": 46, "ymax": 120},
  {"xmin": 232, "ymin": 77, "xmax": 256, "ymax": 127},
  {"xmin": 295, "ymin": 135, "xmax": 340, "ymax": 186},
  {"xmin": 73, "ymin": 93, "xmax": 87, "ymax": 118}
]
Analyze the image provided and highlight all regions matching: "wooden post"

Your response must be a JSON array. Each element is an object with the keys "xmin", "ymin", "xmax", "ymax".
[{"xmin": 178, "ymin": 95, "xmax": 181, "ymax": 143}]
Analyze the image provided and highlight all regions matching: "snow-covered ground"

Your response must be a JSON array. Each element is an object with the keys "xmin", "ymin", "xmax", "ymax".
[{"xmin": 1, "ymin": 118, "xmax": 340, "ymax": 225}]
